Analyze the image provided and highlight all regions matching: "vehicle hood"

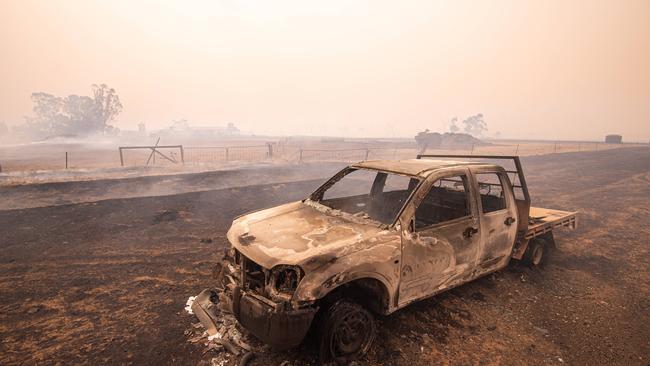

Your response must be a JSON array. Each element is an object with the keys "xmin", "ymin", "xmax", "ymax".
[{"xmin": 226, "ymin": 201, "xmax": 393, "ymax": 271}]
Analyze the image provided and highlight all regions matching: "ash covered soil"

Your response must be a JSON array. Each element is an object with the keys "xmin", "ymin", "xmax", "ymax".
[{"xmin": 1, "ymin": 147, "xmax": 649, "ymax": 365}]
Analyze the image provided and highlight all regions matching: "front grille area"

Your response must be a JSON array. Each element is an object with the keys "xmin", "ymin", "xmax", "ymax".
[{"xmin": 235, "ymin": 249, "xmax": 268, "ymax": 295}]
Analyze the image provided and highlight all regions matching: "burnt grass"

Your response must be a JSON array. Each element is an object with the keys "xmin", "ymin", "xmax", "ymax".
[{"xmin": 1, "ymin": 148, "xmax": 650, "ymax": 365}]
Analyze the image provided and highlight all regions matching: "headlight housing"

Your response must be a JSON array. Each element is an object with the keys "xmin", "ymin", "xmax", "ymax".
[{"xmin": 267, "ymin": 265, "xmax": 304, "ymax": 299}]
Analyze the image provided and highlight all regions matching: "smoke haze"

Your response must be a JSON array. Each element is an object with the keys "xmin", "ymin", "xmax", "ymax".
[{"xmin": 1, "ymin": 0, "xmax": 649, "ymax": 140}]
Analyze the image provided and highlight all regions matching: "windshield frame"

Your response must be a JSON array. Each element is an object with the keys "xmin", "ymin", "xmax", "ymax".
[{"xmin": 307, "ymin": 166, "xmax": 423, "ymax": 227}]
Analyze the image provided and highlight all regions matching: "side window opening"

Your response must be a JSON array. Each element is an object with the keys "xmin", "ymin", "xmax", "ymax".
[
  {"xmin": 318, "ymin": 168, "xmax": 418, "ymax": 224},
  {"xmin": 415, "ymin": 175, "xmax": 470, "ymax": 230},
  {"xmin": 476, "ymin": 172, "xmax": 507, "ymax": 213},
  {"xmin": 322, "ymin": 168, "xmax": 376, "ymax": 202},
  {"xmin": 370, "ymin": 174, "xmax": 419, "ymax": 223}
]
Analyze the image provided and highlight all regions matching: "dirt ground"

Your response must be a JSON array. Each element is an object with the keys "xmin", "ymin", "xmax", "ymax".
[{"xmin": 1, "ymin": 147, "xmax": 649, "ymax": 365}]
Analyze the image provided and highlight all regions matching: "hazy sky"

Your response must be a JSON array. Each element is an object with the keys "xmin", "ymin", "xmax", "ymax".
[{"xmin": 1, "ymin": 0, "xmax": 649, "ymax": 140}]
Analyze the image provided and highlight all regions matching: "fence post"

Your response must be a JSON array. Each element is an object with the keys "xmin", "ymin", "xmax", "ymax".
[
  {"xmin": 554, "ymin": 142, "xmax": 557, "ymax": 153},
  {"xmin": 364, "ymin": 149, "xmax": 370, "ymax": 160},
  {"xmin": 299, "ymin": 149, "xmax": 303, "ymax": 163},
  {"xmin": 267, "ymin": 143, "xmax": 273, "ymax": 158},
  {"xmin": 470, "ymin": 144, "xmax": 475, "ymax": 155},
  {"xmin": 65, "ymin": 152, "xmax": 68, "ymax": 169},
  {"xmin": 515, "ymin": 144, "xmax": 519, "ymax": 155},
  {"xmin": 119, "ymin": 147, "xmax": 124, "ymax": 166},
  {"xmin": 180, "ymin": 145, "xmax": 185, "ymax": 164},
  {"xmin": 225, "ymin": 147, "xmax": 229, "ymax": 161}
]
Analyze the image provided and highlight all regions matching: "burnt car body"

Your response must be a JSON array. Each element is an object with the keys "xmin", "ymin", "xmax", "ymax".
[{"xmin": 194, "ymin": 155, "xmax": 577, "ymax": 361}]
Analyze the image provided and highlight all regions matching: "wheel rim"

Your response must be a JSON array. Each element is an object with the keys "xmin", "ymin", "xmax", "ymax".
[
  {"xmin": 532, "ymin": 245, "xmax": 543, "ymax": 265},
  {"xmin": 330, "ymin": 309, "xmax": 373, "ymax": 358}
]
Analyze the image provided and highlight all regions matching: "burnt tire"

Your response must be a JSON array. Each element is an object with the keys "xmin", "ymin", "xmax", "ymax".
[
  {"xmin": 318, "ymin": 299, "xmax": 376, "ymax": 365},
  {"xmin": 524, "ymin": 240, "xmax": 545, "ymax": 267}
]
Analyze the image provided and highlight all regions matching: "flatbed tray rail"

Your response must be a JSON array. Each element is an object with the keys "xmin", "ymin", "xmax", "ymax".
[{"xmin": 523, "ymin": 207, "xmax": 578, "ymax": 240}]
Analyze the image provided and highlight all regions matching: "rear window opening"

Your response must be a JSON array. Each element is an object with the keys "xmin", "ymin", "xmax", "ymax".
[
  {"xmin": 476, "ymin": 172, "xmax": 507, "ymax": 213},
  {"xmin": 415, "ymin": 175, "xmax": 470, "ymax": 229}
]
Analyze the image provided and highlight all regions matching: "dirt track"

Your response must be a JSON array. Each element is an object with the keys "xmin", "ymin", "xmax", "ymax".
[{"xmin": 1, "ymin": 147, "xmax": 649, "ymax": 365}]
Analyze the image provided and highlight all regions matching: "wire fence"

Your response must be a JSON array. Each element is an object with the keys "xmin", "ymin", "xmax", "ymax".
[
  {"xmin": 294, "ymin": 148, "xmax": 421, "ymax": 162},
  {"xmin": 184, "ymin": 145, "xmax": 272, "ymax": 163},
  {"xmin": 117, "ymin": 141, "xmax": 644, "ymax": 167},
  {"xmin": 1, "ymin": 140, "xmax": 644, "ymax": 173},
  {"xmin": 292, "ymin": 141, "xmax": 642, "ymax": 163}
]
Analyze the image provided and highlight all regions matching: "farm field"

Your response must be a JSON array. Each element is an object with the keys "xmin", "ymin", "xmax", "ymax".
[{"xmin": 0, "ymin": 147, "xmax": 649, "ymax": 365}]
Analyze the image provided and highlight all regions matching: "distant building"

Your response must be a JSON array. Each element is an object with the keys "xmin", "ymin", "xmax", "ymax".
[
  {"xmin": 155, "ymin": 120, "xmax": 241, "ymax": 138},
  {"xmin": 605, "ymin": 134, "xmax": 622, "ymax": 144}
]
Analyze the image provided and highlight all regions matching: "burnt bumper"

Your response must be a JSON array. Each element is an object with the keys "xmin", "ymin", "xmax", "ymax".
[
  {"xmin": 191, "ymin": 289, "xmax": 222, "ymax": 335},
  {"xmin": 232, "ymin": 288, "xmax": 318, "ymax": 349}
]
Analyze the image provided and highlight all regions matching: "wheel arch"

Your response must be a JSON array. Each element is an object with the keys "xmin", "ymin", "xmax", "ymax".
[{"xmin": 316, "ymin": 273, "xmax": 394, "ymax": 315}]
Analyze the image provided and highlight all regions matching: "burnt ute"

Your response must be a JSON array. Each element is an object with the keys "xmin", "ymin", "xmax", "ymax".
[{"xmin": 192, "ymin": 155, "xmax": 577, "ymax": 362}]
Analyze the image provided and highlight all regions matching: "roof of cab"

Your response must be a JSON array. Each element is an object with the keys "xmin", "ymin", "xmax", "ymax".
[{"xmin": 352, "ymin": 159, "xmax": 494, "ymax": 177}]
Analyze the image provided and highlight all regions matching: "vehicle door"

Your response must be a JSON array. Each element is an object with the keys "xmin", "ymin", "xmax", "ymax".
[
  {"xmin": 471, "ymin": 168, "xmax": 518, "ymax": 273},
  {"xmin": 398, "ymin": 167, "xmax": 481, "ymax": 305}
]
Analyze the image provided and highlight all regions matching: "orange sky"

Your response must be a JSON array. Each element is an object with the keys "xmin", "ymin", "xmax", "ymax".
[{"xmin": 1, "ymin": 0, "xmax": 649, "ymax": 140}]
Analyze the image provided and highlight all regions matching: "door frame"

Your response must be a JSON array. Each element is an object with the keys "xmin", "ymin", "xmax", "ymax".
[
  {"xmin": 469, "ymin": 166, "xmax": 518, "ymax": 272},
  {"xmin": 396, "ymin": 166, "xmax": 482, "ymax": 305}
]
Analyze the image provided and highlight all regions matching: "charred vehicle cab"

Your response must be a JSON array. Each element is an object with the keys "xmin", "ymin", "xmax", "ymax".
[{"xmin": 194, "ymin": 155, "xmax": 577, "ymax": 363}]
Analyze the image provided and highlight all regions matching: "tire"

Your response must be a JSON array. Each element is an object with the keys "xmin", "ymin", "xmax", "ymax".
[
  {"xmin": 318, "ymin": 299, "xmax": 376, "ymax": 365},
  {"xmin": 524, "ymin": 240, "xmax": 545, "ymax": 267}
]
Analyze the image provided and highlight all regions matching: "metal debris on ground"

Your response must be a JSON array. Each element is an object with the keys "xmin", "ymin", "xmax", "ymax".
[{"xmin": 184, "ymin": 290, "xmax": 258, "ymax": 365}]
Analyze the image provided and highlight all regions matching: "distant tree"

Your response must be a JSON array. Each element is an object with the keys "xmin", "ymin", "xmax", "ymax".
[
  {"xmin": 449, "ymin": 117, "xmax": 459, "ymax": 133},
  {"xmin": 462, "ymin": 113, "xmax": 487, "ymax": 137},
  {"xmin": 23, "ymin": 84, "xmax": 122, "ymax": 138},
  {"xmin": 62, "ymin": 94, "xmax": 98, "ymax": 133},
  {"xmin": 415, "ymin": 129, "xmax": 442, "ymax": 154},
  {"xmin": 91, "ymin": 84, "xmax": 123, "ymax": 131},
  {"xmin": 23, "ymin": 93, "xmax": 65, "ymax": 137}
]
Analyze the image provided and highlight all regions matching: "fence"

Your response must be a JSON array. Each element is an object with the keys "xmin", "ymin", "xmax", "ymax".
[
  {"xmin": 2, "ymin": 139, "xmax": 645, "ymax": 177},
  {"xmin": 184, "ymin": 144, "xmax": 273, "ymax": 163},
  {"xmin": 293, "ymin": 141, "xmax": 636, "ymax": 163},
  {"xmin": 296, "ymin": 148, "xmax": 421, "ymax": 162},
  {"xmin": 119, "ymin": 143, "xmax": 274, "ymax": 166},
  {"xmin": 117, "ymin": 141, "xmax": 646, "ymax": 167},
  {"xmin": 3, "ymin": 140, "xmax": 638, "ymax": 172},
  {"xmin": 118, "ymin": 145, "xmax": 184, "ymax": 166}
]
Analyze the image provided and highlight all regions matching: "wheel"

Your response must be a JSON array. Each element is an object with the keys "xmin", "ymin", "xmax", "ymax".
[
  {"xmin": 524, "ymin": 240, "xmax": 545, "ymax": 267},
  {"xmin": 318, "ymin": 299, "xmax": 376, "ymax": 365}
]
